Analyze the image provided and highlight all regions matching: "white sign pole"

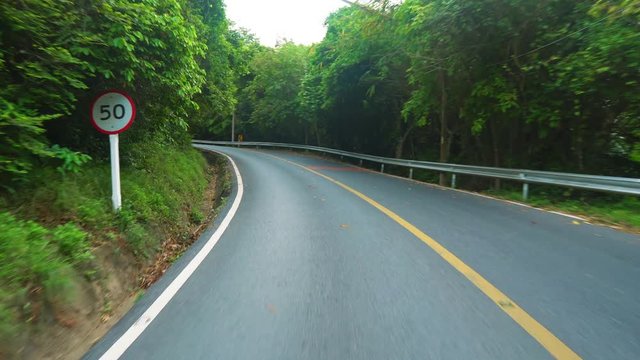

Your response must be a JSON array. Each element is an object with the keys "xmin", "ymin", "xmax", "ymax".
[
  {"xmin": 109, "ymin": 134, "xmax": 122, "ymax": 211},
  {"xmin": 91, "ymin": 90, "xmax": 135, "ymax": 213}
]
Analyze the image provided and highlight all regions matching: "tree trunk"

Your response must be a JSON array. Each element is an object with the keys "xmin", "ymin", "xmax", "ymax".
[
  {"xmin": 438, "ymin": 70, "xmax": 450, "ymax": 186},
  {"xmin": 489, "ymin": 118, "xmax": 501, "ymax": 189},
  {"xmin": 575, "ymin": 120, "xmax": 585, "ymax": 171},
  {"xmin": 312, "ymin": 121, "xmax": 321, "ymax": 146},
  {"xmin": 394, "ymin": 123, "xmax": 414, "ymax": 158}
]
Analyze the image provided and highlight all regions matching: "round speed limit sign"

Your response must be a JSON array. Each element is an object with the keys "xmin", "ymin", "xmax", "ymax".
[{"xmin": 90, "ymin": 90, "xmax": 136, "ymax": 134}]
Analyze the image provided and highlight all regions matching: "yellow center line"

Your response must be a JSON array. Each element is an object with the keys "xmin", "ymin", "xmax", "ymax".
[{"xmin": 265, "ymin": 152, "xmax": 581, "ymax": 360}]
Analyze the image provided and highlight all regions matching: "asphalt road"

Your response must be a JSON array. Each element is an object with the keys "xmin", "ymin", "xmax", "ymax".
[{"xmin": 85, "ymin": 146, "xmax": 640, "ymax": 360}]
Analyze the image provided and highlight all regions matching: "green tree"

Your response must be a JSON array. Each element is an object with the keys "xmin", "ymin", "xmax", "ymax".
[
  {"xmin": 0, "ymin": 0, "xmax": 246, "ymax": 184},
  {"xmin": 242, "ymin": 42, "xmax": 309, "ymax": 142},
  {"xmin": 304, "ymin": 3, "xmax": 413, "ymax": 156},
  {"xmin": 188, "ymin": 0, "xmax": 238, "ymax": 139}
]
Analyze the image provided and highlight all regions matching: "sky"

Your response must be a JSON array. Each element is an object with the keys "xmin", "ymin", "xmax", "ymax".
[{"xmin": 224, "ymin": 0, "xmax": 348, "ymax": 47}]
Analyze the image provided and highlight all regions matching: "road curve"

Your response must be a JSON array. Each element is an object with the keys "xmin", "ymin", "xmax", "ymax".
[{"xmin": 85, "ymin": 146, "xmax": 640, "ymax": 360}]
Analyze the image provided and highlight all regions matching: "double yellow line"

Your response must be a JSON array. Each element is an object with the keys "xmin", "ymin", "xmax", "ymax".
[{"xmin": 270, "ymin": 153, "xmax": 581, "ymax": 360}]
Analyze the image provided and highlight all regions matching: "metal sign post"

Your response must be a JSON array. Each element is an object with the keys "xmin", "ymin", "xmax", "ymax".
[
  {"xmin": 90, "ymin": 90, "xmax": 136, "ymax": 212},
  {"xmin": 109, "ymin": 134, "xmax": 122, "ymax": 210}
]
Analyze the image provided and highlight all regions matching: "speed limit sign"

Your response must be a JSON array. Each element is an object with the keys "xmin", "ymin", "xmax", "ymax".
[
  {"xmin": 90, "ymin": 90, "xmax": 136, "ymax": 134},
  {"xmin": 90, "ymin": 89, "xmax": 136, "ymax": 212}
]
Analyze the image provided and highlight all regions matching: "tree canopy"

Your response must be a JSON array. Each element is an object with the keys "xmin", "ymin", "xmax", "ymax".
[
  {"xmin": 2, "ymin": 0, "xmax": 638, "ymax": 187},
  {"xmin": 0, "ymin": 0, "xmax": 246, "ymax": 185},
  {"xmin": 235, "ymin": 0, "xmax": 640, "ymax": 183}
]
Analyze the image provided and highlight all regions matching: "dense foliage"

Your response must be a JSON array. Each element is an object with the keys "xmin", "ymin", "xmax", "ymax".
[
  {"xmin": 0, "ymin": 0, "xmax": 243, "ymax": 352},
  {"xmin": 242, "ymin": 42, "xmax": 309, "ymax": 142},
  {"xmin": 236, "ymin": 0, "xmax": 640, "ymax": 183},
  {"xmin": 0, "ymin": 0, "xmax": 250, "ymax": 185},
  {"xmin": 6, "ymin": 0, "xmax": 636, "ymax": 184}
]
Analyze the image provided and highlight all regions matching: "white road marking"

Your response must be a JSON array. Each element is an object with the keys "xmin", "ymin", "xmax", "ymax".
[
  {"xmin": 99, "ymin": 147, "xmax": 243, "ymax": 359},
  {"xmin": 301, "ymin": 153, "xmax": 589, "ymax": 223},
  {"xmin": 548, "ymin": 211, "xmax": 586, "ymax": 221}
]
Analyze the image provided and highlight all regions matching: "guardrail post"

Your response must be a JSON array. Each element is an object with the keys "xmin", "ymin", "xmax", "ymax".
[
  {"xmin": 520, "ymin": 173, "xmax": 529, "ymax": 201},
  {"xmin": 340, "ymin": 155, "xmax": 343, "ymax": 160},
  {"xmin": 409, "ymin": 168, "xmax": 413, "ymax": 179},
  {"xmin": 380, "ymin": 164, "xmax": 385, "ymax": 173},
  {"xmin": 359, "ymin": 159, "xmax": 363, "ymax": 167},
  {"xmin": 451, "ymin": 174, "xmax": 457, "ymax": 189}
]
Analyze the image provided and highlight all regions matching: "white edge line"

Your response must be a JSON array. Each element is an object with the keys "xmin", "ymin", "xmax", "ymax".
[
  {"xmin": 548, "ymin": 210, "xmax": 587, "ymax": 221},
  {"xmin": 99, "ymin": 147, "xmax": 243, "ymax": 360}
]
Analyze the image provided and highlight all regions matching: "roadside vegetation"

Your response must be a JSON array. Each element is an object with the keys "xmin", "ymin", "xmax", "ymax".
[
  {"xmin": 0, "ymin": 143, "xmax": 209, "ymax": 350},
  {"xmin": 222, "ymin": 0, "xmax": 639, "ymax": 227},
  {"xmin": 0, "ymin": 0, "xmax": 252, "ymax": 357},
  {"xmin": 231, "ymin": 1, "xmax": 640, "ymax": 180},
  {"xmin": 484, "ymin": 187, "xmax": 640, "ymax": 230},
  {"xmin": 1, "ymin": 0, "xmax": 639, "ymax": 357}
]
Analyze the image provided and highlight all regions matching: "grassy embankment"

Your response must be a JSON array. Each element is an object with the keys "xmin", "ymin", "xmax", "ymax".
[
  {"xmin": 0, "ymin": 141, "xmax": 222, "ymax": 356},
  {"xmin": 484, "ymin": 187, "xmax": 640, "ymax": 230}
]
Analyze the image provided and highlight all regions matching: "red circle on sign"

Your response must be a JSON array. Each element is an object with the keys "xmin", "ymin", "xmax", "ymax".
[{"xmin": 90, "ymin": 89, "xmax": 136, "ymax": 135}]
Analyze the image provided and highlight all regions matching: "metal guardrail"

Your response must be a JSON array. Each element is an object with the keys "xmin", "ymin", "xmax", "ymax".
[{"xmin": 193, "ymin": 140, "xmax": 640, "ymax": 200}]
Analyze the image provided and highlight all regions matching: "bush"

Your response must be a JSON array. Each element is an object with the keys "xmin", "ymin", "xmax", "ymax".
[
  {"xmin": 0, "ymin": 290, "xmax": 18, "ymax": 353},
  {"xmin": 0, "ymin": 212, "xmax": 70, "ymax": 290},
  {"xmin": 51, "ymin": 223, "xmax": 94, "ymax": 265},
  {"xmin": 0, "ymin": 212, "xmax": 94, "ymax": 342},
  {"xmin": 190, "ymin": 209, "xmax": 204, "ymax": 225},
  {"xmin": 123, "ymin": 222, "xmax": 151, "ymax": 258}
]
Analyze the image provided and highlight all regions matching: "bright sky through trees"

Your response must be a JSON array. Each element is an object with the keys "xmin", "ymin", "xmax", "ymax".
[{"xmin": 225, "ymin": 0, "xmax": 347, "ymax": 46}]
